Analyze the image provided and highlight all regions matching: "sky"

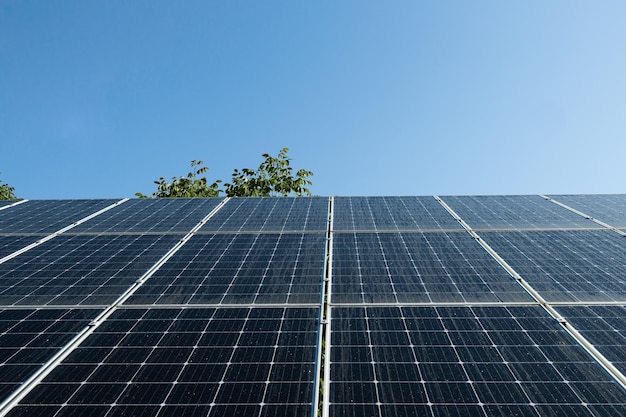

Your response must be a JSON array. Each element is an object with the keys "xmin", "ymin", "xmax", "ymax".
[{"xmin": 1, "ymin": 1, "xmax": 626, "ymax": 199}]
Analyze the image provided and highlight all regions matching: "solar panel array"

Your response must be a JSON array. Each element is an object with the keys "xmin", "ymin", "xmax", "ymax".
[{"xmin": 1, "ymin": 195, "xmax": 626, "ymax": 416}]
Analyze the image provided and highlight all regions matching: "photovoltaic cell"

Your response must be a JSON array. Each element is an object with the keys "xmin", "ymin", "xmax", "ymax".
[
  {"xmin": 333, "ymin": 196, "xmax": 462, "ymax": 231},
  {"xmin": 0, "ymin": 235, "xmax": 40, "ymax": 259},
  {"xmin": 71, "ymin": 198, "xmax": 223, "ymax": 233},
  {"xmin": 0, "ymin": 200, "xmax": 119, "ymax": 234},
  {"xmin": 440, "ymin": 195, "xmax": 599, "ymax": 230},
  {"xmin": 0, "ymin": 234, "xmax": 182, "ymax": 306},
  {"xmin": 549, "ymin": 194, "xmax": 626, "ymax": 229},
  {"xmin": 0, "ymin": 308, "xmax": 99, "ymax": 400},
  {"xmin": 3, "ymin": 195, "xmax": 626, "ymax": 417},
  {"xmin": 127, "ymin": 233, "xmax": 326, "ymax": 305},
  {"xmin": 556, "ymin": 305, "xmax": 626, "ymax": 376},
  {"xmin": 332, "ymin": 232, "xmax": 530, "ymax": 304},
  {"xmin": 478, "ymin": 230, "xmax": 626, "ymax": 302},
  {"xmin": 330, "ymin": 305, "xmax": 626, "ymax": 417},
  {"xmin": 7, "ymin": 307, "xmax": 320, "ymax": 417},
  {"xmin": 200, "ymin": 197, "xmax": 329, "ymax": 232}
]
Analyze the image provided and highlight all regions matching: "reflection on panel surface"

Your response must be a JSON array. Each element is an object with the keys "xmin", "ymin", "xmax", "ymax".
[
  {"xmin": 0, "ymin": 200, "xmax": 117, "ymax": 234},
  {"xmin": 330, "ymin": 305, "xmax": 626, "ymax": 417},
  {"xmin": 72, "ymin": 198, "xmax": 223, "ymax": 233},
  {"xmin": 7, "ymin": 307, "xmax": 320, "ymax": 417},
  {"xmin": 549, "ymin": 194, "xmax": 626, "ymax": 229},
  {"xmin": 0, "ymin": 234, "xmax": 181, "ymax": 306},
  {"xmin": 0, "ymin": 308, "xmax": 99, "ymax": 400},
  {"xmin": 333, "ymin": 196, "xmax": 462, "ymax": 231},
  {"xmin": 200, "ymin": 197, "xmax": 329, "ymax": 232},
  {"xmin": 557, "ymin": 305, "xmax": 626, "ymax": 376},
  {"xmin": 480, "ymin": 230, "xmax": 626, "ymax": 302},
  {"xmin": 127, "ymin": 233, "xmax": 326, "ymax": 305},
  {"xmin": 440, "ymin": 195, "xmax": 599, "ymax": 230},
  {"xmin": 332, "ymin": 232, "xmax": 530, "ymax": 304}
]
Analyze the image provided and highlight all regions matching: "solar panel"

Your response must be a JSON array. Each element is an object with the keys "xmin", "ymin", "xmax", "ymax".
[
  {"xmin": 2, "ymin": 195, "xmax": 626, "ymax": 417},
  {"xmin": 0, "ymin": 200, "xmax": 120, "ymax": 234},
  {"xmin": 71, "ymin": 198, "xmax": 224, "ymax": 233},
  {"xmin": 0, "ymin": 234, "xmax": 182, "ymax": 306},
  {"xmin": 439, "ymin": 195, "xmax": 600, "ymax": 230},
  {"xmin": 126, "ymin": 233, "xmax": 326, "ymax": 306},
  {"xmin": 200, "ymin": 197, "xmax": 329, "ymax": 232},
  {"xmin": 556, "ymin": 305, "xmax": 626, "ymax": 376},
  {"xmin": 329, "ymin": 305, "xmax": 626, "ymax": 417},
  {"xmin": 549, "ymin": 194, "xmax": 626, "ymax": 229},
  {"xmin": 0, "ymin": 236, "xmax": 41, "ymax": 259},
  {"xmin": 0, "ymin": 308, "xmax": 100, "ymax": 400},
  {"xmin": 332, "ymin": 232, "xmax": 530, "ymax": 304},
  {"xmin": 333, "ymin": 196, "xmax": 463, "ymax": 231},
  {"xmin": 476, "ymin": 230, "xmax": 626, "ymax": 302},
  {"xmin": 7, "ymin": 307, "xmax": 320, "ymax": 417}
]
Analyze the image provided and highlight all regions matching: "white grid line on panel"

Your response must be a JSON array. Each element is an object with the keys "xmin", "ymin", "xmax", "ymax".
[
  {"xmin": 0, "ymin": 200, "xmax": 28, "ymax": 212},
  {"xmin": 0, "ymin": 199, "xmax": 129, "ymax": 266},
  {"xmin": 542, "ymin": 195, "xmax": 626, "ymax": 237},
  {"xmin": 434, "ymin": 195, "xmax": 626, "ymax": 391},
  {"xmin": 0, "ymin": 198, "xmax": 231, "ymax": 417}
]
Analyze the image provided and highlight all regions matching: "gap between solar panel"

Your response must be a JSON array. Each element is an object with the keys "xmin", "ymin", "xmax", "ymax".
[
  {"xmin": 0, "ymin": 199, "xmax": 129, "ymax": 267},
  {"xmin": 0, "ymin": 198, "xmax": 231, "ymax": 417},
  {"xmin": 435, "ymin": 195, "xmax": 626, "ymax": 392}
]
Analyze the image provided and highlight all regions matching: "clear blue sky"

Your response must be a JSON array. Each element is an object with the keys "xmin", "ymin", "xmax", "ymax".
[{"xmin": 2, "ymin": 1, "xmax": 625, "ymax": 199}]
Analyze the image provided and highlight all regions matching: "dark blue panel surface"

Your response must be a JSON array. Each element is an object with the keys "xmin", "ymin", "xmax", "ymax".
[
  {"xmin": 0, "ymin": 235, "xmax": 40, "ymax": 259},
  {"xmin": 0, "ymin": 200, "xmax": 118, "ymax": 234},
  {"xmin": 0, "ymin": 234, "xmax": 181, "ymax": 306},
  {"xmin": 200, "ymin": 197, "xmax": 329, "ymax": 232},
  {"xmin": 333, "ymin": 196, "xmax": 462, "ymax": 231},
  {"xmin": 557, "ymin": 305, "xmax": 626, "ymax": 376},
  {"xmin": 330, "ymin": 305, "xmax": 626, "ymax": 417},
  {"xmin": 7, "ymin": 307, "xmax": 320, "ymax": 417},
  {"xmin": 549, "ymin": 194, "xmax": 626, "ymax": 229},
  {"xmin": 0, "ymin": 308, "xmax": 99, "ymax": 401},
  {"xmin": 332, "ymin": 232, "xmax": 530, "ymax": 304},
  {"xmin": 480, "ymin": 230, "xmax": 626, "ymax": 302},
  {"xmin": 127, "ymin": 233, "xmax": 326, "ymax": 305},
  {"xmin": 72, "ymin": 198, "xmax": 223, "ymax": 233},
  {"xmin": 440, "ymin": 195, "xmax": 599, "ymax": 230}
]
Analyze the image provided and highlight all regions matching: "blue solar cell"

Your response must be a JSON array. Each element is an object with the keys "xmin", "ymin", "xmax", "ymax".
[
  {"xmin": 0, "ymin": 235, "xmax": 40, "ymax": 259},
  {"xmin": 0, "ymin": 200, "xmax": 119, "ymax": 234},
  {"xmin": 333, "ymin": 196, "xmax": 462, "ymax": 231},
  {"xmin": 200, "ymin": 197, "xmax": 329, "ymax": 232},
  {"xmin": 0, "ymin": 234, "xmax": 182, "ymax": 306},
  {"xmin": 0, "ymin": 308, "xmax": 99, "ymax": 400},
  {"xmin": 8, "ymin": 307, "xmax": 320, "ymax": 417},
  {"xmin": 440, "ymin": 195, "xmax": 599, "ymax": 230},
  {"xmin": 557, "ymin": 305, "xmax": 626, "ymax": 376},
  {"xmin": 479, "ymin": 230, "xmax": 626, "ymax": 302},
  {"xmin": 72, "ymin": 198, "xmax": 224, "ymax": 233},
  {"xmin": 332, "ymin": 232, "xmax": 530, "ymax": 304},
  {"xmin": 127, "ymin": 233, "xmax": 326, "ymax": 305},
  {"xmin": 330, "ymin": 305, "xmax": 626, "ymax": 417},
  {"xmin": 549, "ymin": 194, "xmax": 626, "ymax": 229}
]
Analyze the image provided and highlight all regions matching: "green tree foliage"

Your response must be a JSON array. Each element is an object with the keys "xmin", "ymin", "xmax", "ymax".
[
  {"xmin": 136, "ymin": 148, "xmax": 313, "ymax": 198},
  {"xmin": 224, "ymin": 148, "xmax": 313, "ymax": 197},
  {"xmin": 135, "ymin": 160, "xmax": 221, "ymax": 198},
  {"xmin": 0, "ymin": 173, "xmax": 17, "ymax": 200}
]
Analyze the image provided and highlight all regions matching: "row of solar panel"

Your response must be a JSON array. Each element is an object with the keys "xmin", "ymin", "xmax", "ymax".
[
  {"xmin": 3, "ymin": 229, "xmax": 626, "ymax": 306},
  {"xmin": 3, "ymin": 195, "xmax": 626, "ymax": 235},
  {"xmin": 1, "ymin": 196, "xmax": 626, "ymax": 416},
  {"xmin": 2, "ymin": 305, "xmax": 626, "ymax": 416}
]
